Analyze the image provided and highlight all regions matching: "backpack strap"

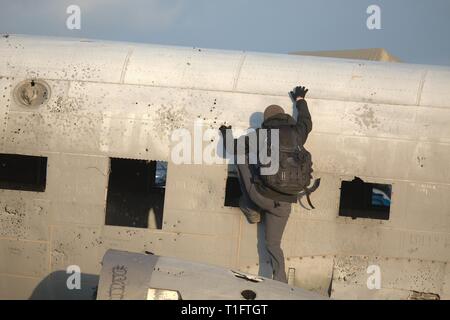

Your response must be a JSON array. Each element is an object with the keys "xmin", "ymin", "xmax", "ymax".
[
  {"xmin": 297, "ymin": 178, "xmax": 321, "ymax": 210},
  {"xmin": 306, "ymin": 193, "xmax": 315, "ymax": 210}
]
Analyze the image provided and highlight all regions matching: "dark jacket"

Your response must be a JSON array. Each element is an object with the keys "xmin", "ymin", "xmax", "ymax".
[
  {"xmin": 220, "ymin": 99, "xmax": 312, "ymax": 202},
  {"xmin": 221, "ymin": 99, "xmax": 312, "ymax": 162}
]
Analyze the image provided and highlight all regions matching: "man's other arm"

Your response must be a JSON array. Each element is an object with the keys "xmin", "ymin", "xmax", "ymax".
[{"xmin": 219, "ymin": 125, "xmax": 248, "ymax": 162}]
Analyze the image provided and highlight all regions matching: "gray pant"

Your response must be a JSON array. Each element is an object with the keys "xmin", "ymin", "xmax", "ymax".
[{"xmin": 236, "ymin": 164, "xmax": 291, "ymax": 283}]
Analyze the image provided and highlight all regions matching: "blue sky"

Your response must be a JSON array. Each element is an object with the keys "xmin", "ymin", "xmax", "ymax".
[{"xmin": 1, "ymin": 0, "xmax": 449, "ymax": 66}]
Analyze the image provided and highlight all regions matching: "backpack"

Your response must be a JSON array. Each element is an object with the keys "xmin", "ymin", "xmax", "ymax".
[{"xmin": 257, "ymin": 115, "xmax": 320, "ymax": 208}]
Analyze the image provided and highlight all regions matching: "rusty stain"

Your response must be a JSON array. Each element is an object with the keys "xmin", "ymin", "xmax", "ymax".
[
  {"xmin": 352, "ymin": 104, "xmax": 380, "ymax": 129},
  {"xmin": 153, "ymin": 104, "xmax": 187, "ymax": 138},
  {"xmin": 417, "ymin": 156, "xmax": 425, "ymax": 168}
]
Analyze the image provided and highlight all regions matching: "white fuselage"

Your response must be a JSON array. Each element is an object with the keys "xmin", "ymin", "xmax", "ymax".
[{"xmin": 0, "ymin": 34, "xmax": 449, "ymax": 300}]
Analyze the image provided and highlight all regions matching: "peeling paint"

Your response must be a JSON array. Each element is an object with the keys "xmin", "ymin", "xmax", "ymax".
[
  {"xmin": 352, "ymin": 104, "xmax": 380, "ymax": 129},
  {"xmin": 153, "ymin": 104, "xmax": 187, "ymax": 138}
]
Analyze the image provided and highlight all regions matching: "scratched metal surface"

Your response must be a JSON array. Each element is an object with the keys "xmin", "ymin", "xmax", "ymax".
[
  {"xmin": 0, "ymin": 34, "xmax": 449, "ymax": 299},
  {"xmin": 96, "ymin": 249, "xmax": 325, "ymax": 300}
]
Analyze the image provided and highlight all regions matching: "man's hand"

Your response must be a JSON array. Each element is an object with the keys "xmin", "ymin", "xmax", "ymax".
[
  {"xmin": 290, "ymin": 86, "xmax": 309, "ymax": 101},
  {"xmin": 219, "ymin": 124, "xmax": 231, "ymax": 134}
]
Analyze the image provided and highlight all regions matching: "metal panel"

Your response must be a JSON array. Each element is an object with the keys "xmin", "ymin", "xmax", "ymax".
[
  {"xmin": 0, "ymin": 274, "xmax": 42, "ymax": 299},
  {"xmin": 162, "ymin": 209, "xmax": 241, "ymax": 237},
  {"xmin": 408, "ymin": 142, "xmax": 450, "ymax": 183},
  {"xmin": 401, "ymin": 182, "xmax": 450, "ymax": 233},
  {"xmin": 307, "ymin": 133, "xmax": 415, "ymax": 180},
  {"xmin": 0, "ymin": 239, "xmax": 48, "ymax": 277},
  {"xmin": 2, "ymin": 35, "xmax": 450, "ymax": 108},
  {"xmin": 332, "ymin": 256, "xmax": 446, "ymax": 299},
  {"xmin": 100, "ymin": 226, "xmax": 239, "ymax": 268},
  {"xmin": 416, "ymin": 107, "xmax": 450, "ymax": 144},
  {"xmin": 46, "ymin": 154, "xmax": 108, "ymax": 206},
  {"xmin": 331, "ymin": 282, "xmax": 410, "ymax": 300},
  {"xmin": 0, "ymin": 196, "xmax": 50, "ymax": 241},
  {"xmin": 420, "ymin": 68, "xmax": 450, "ymax": 108},
  {"xmin": 0, "ymin": 35, "xmax": 128, "ymax": 83},
  {"xmin": 96, "ymin": 250, "xmax": 326, "ymax": 300},
  {"xmin": 50, "ymin": 225, "xmax": 103, "ymax": 275},
  {"xmin": 124, "ymin": 44, "xmax": 243, "ymax": 90},
  {"xmin": 443, "ymin": 263, "xmax": 450, "ymax": 299},
  {"xmin": 243, "ymin": 255, "xmax": 334, "ymax": 297},
  {"xmin": 236, "ymin": 53, "xmax": 427, "ymax": 106},
  {"xmin": 164, "ymin": 163, "xmax": 229, "ymax": 213},
  {"xmin": 0, "ymin": 77, "xmax": 12, "ymax": 150}
]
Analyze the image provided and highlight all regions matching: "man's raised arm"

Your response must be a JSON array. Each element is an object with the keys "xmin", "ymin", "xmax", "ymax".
[{"xmin": 290, "ymin": 86, "xmax": 312, "ymax": 145}]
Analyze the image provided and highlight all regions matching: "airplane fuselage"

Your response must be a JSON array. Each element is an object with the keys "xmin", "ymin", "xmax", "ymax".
[{"xmin": 1, "ymin": 34, "xmax": 449, "ymax": 299}]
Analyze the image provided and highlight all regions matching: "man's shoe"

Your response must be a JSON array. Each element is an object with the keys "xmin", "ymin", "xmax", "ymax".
[
  {"xmin": 239, "ymin": 197, "xmax": 261, "ymax": 224},
  {"xmin": 245, "ymin": 211, "xmax": 261, "ymax": 224}
]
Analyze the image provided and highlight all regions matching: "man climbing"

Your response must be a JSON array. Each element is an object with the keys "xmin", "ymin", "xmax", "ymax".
[{"xmin": 219, "ymin": 85, "xmax": 316, "ymax": 283}]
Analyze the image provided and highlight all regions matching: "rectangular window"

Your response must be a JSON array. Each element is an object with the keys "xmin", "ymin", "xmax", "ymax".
[
  {"xmin": 105, "ymin": 158, "xmax": 167, "ymax": 229},
  {"xmin": 224, "ymin": 165, "xmax": 242, "ymax": 207},
  {"xmin": 0, "ymin": 153, "xmax": 47, "ymax": 192},
  {"xmin": 338, "ymin": 177, "xmax": 391, "ymax": 220}
]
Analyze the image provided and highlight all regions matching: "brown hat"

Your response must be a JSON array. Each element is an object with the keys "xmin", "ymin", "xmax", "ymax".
[{"xmin": 264, "ymin": 105, "xmax": 285, "ymax": 120}]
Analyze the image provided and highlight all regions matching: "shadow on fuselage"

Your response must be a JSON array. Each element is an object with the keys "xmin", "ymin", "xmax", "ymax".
[{"xmin": 29, "ymin": 271, "xmax": 99, "ymax": 300}]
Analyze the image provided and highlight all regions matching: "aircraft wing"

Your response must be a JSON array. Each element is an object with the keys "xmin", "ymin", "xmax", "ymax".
[{"xmin": 96, "ymin": 249, "xmax": 328, "ymax": 300}]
